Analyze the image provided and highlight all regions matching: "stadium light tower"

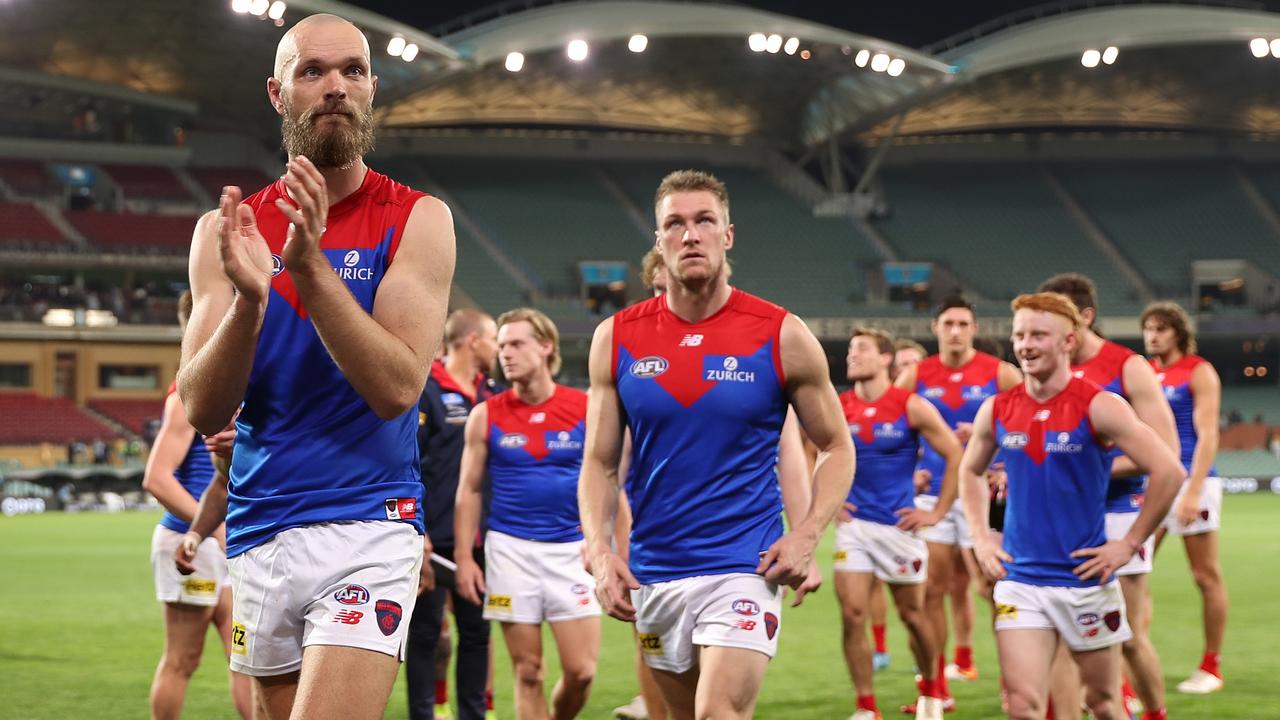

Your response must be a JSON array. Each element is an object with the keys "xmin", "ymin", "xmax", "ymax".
[
  {"xmin": 854, "ymin": 49, "xmax": 870, "ymax": 67},
  {"xmin": 628, "ymin": 34, "xmax": 648, "ymax": 53},
  {"xmin": 1101, "ymin": 46, "xmax": 1118, "ymax": 65},
  {"xmin": 1271, "ymin": 38, "xmax": 1280, "ymax": 58},
  {"xmin": 267, "ymin": 1, "xmax": 286, "ymax": 20},
  {"xmin": 1250, "ymin": 38, "xmax": 1269, "ymax": 58},
  {"xmin": 401, "ymin": 43, "xmax": 419, "ymax": 62},
  {"xmin": 870, "ymin": 52, "xmax": 890, "ymax": 72},
  {"xmin": 567, "ymin": 39, "xmax": 589, "ymax": 61},
  {"xmin": 231, "ymin": 0, "xmax": 252, "ymax": 13},
  {"xmin": 783, "ymin": 37, "xmax": 799, "ymax": 55},
  {"xmin": 505, "ymin": 51, "xmax": 525, "ymax": 72},
  {"xmin": 748, "ymin": 33, "xmax": 766, "ymax": 52},
  {"xmin": 765, "ymin": 34, "xmax": 782, "ymax": 53},
  {"xmin": 887, "ymin": 57, "xmax": 906, "ymax": 76},
  {"xmin": 387, "ymin": 36, "xmax": 406, "ymax": 56},
  {"xmin": 1081, "ymin": 48, "xmax": 1101, "ymax": 67},
  {"xmin": 249, "ymin": 0, "xmax": 269, "ymax": 17}
]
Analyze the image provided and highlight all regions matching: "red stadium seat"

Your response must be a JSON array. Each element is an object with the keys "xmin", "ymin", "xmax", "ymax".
[
  {"xmin": 88, "ymin": 398, "xmax": 164, "ymax": 436},
  {"xmin": 66, "ymin": 209, "xmax": 199, "ymax": 253},
  {"xmin": 100, "ymin": 164, "xmax": 194, "ymax": 203},
  {"xmin": 0, "ymin": 159, "xmax": 58, "ymax": 197},
  {"xmin": 0, "ymin": 201, "xmax": 69, "ymax": 248},
  {"xmin": 0, "ymin": 393, "xmax": 119, "ymax": 444}
]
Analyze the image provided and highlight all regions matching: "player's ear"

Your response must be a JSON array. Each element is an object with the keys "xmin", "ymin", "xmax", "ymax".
[
  {"xmin": 723, "ymin": 223, "xmax": 734, "ymax": 250},
  {"xmin": 267, "ymin": 77, "xmax": 285, "ymax": 116}
]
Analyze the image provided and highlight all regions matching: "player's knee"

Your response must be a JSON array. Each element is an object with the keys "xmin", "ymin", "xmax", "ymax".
[
  {"xmin": 840, "ymin": 601, "xmax": 868, "ymax": 630},
  {"xmin": 513, "ymin": 656, "xmax": 544, "ymax": 687},
  {"xmin": 1005, "ymin": 688, "xmax": 1044, "ymax": 720},
  {"xmin": 560, "ymin": 660, "xmax": 596, "ymax": 691},
  {"xmin": 1083, "ymin": 685, "xmax": 1117, "ymax": 719},
  {"xmin": 162, "ymin": 648, "xmax": 203, "ymax": 678},
  {"xmin": 1191, "ymin": 563, "xmax": 1222, "ymax": 592}
]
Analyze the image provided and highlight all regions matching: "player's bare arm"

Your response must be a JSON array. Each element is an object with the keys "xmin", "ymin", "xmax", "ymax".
[
  {"xmin": 1111, "ymin": 353, "xmax": 1181, "ymax": 478},
  {"xmin": 179, "ymin": 200, "xmax": 271, "ymax": 435},
  {"xmin": 1181, "ymin": 360, "xmax": 1221, "ymax": 525},
  {"xmin": 1072, "ymin": 391, "xmax": 1185, "ymax": 581},
  {"xmin": 759, "ymin": 314, "xmax": 855, "ymax": 588},
  {"xmin": 776, "ymin": 407, "xmax": 823, "ymax": 606},
  {"xmin": 283, "ymin": 166, "xmax": 455, "ymax": 419},
  {"xmin": 175, "ymin": 470, "xmax": 230, "ymax": 575},
  {"xmin": 453, "ymin": 402, "xmax": 490, "ymax": 606},
  {"xmin": 142, "ymin": 393, "xmax": 201, "ymax": 524},
  {"xmin": 899, "ymin": 394, "xmax": 963, "ymax": 531},
  {"xmin": 959, "ymin": 398, "xmax": 1009, "ymax": 580},
  {"xmin": 577, "ymin": 318, "xmax": 639, "ymax": 621}
]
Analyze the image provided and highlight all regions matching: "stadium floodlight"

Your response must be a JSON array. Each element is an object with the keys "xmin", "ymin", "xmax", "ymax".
[
  {"xmin": 870, "ymin": 52, "xmax": 890, "ymax": 72},
  {"xmin": 748, "ymin": 33, "xmax": 767, "ymax": 52},
  {"xmin": 1081, "ymin": 49, "xmax": 1101, "ymax": 68},
  {"xmin": 1251, "ymin": 38, "xmax": 1270, "ymax": 58},
  {"xmin": 887, "ymin": 57, "xmax": 906, "ymax": 76},
  {"xmin": 505, "ymin": 51, "xmax": 525, "ymax": 72},
  {"xmin": 784, "ymin": 37, "xmax": 799, "ymax": 55},
  {"xmin": 765, "ymin": 34, "xmax": 783, "ymax": 53},
  {"xmin": 249, "ymin": 0, "xmax": 269, "ymax": 17},
  {"xmin": 1271, "ymin": 38, "xmax": 1280, "ymax": 58},
  {"xmin": 1102, "ymin": 46, "xmax": 1118, "ymax": 65},
  {"xmin": 567, "ymin": 39, "xmax": 589, "ymax": 61},
  {"xmin": 628, "ymin": 34, "xmax": 648, "ymax": 53},
  {"xmin": 387, "ymin": 36, "xmax": 406, "ymax": 57},
  {"xmin": 231, "ymin": 0, "xmax": 252, "ymax": 13},
  {"xmin": 267, "ymin": 1, "xmax": 286, "ymax": 20},
  {"xmin": 800, "ymin": 49, "xmax": 811, "ymax": 60},
  {"xmin": 401, "ymin": 43, "xmax": 419, "ymax": 62},
  {"xmin": 854, "ymin": 49, "xmax": 870, "ymax": 67}
]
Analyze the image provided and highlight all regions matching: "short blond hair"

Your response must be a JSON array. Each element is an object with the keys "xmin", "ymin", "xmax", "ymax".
[
  {"xmin": 1011, "ymin": 292, "xmax": 1084, "ymax": 330},
  {"xmin": 496, "ymin": 307, "xmax": 562, "ymax": 376},
  {"xmin": 640, "ymin": 247, "xmax": 664, "ymax": 289},
  {"xmin": 654, "ymin": 169, "xmax": 730, "ymax": 226},
  {"xmin": 852, "ymin": 326, "xmax": 895, "ymax": 356},
  {"xmin": 894, "ymin": 338, "xmax": 926, "ymax": 356}
]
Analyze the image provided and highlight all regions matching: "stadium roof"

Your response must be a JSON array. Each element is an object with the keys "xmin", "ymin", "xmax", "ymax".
[{"xmin": 6, "ymin": 1, "xmax": 1280, "ymax": 149}]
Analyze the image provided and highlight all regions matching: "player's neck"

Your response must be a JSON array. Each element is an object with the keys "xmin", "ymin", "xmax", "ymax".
[
  {"xmin": 941, "ymin": 347, "xmax": 976, "ymax": 368},
  {"xmin": 513, "ymin": 372, "xmax": 555, "ymax": 405},
  {"xmin": 444, "ymin": 352, "xmax": 476, "ymax": 390},
  {"xmin": 1025, "ymin": 362, "xmax": 1072, "ymax": 402},
  {"xmin": 1154, "ymin": 349, "xmax": 1183, "ymax": 368},
  {"xmin": 1074, "ymin": 328, "xmax": 1104, "ymax": 364},
  {"xmin": 855, "ymin": 373, "xmax": 891, "ymax": 402},
  {"xmin": 664, "ymin": 279, "xmax": 733, "ymax": 324},
  {"xmin": 288, "ymin": 155, "xmax": 368, "ymax": 206}
]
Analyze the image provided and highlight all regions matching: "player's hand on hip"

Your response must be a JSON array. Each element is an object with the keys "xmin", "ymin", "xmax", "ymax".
[
  {"xmin": 973, "ymin": 533, "xmax": 1010, "ymax": 581},
  {"xmin": 175, "ymin": 531, "xmax": 201, "ymax": 575},
  {"xmin": 836, "ymin": 501, "xmax": 857, "ymax": 524},
  {"xmin": 1175, "ymin": 496, "xmax": 1199, "ymax": 527},
  {"xmin": 217, "ymin": 186, "xmax": 272, "ymax": 304},
  {"xmin": 757, "ymin": 532, "xmax": 814, "ymax": 589},
  {"xmin": 895, "ymin": 507, "xmax": 940, "ymax": 532},
  {"xmin": 276, "ymin": 156, "xmax": 329, "ymax": 270},
  {"xmin": 455, "ymin": 557, "xmax": 485, "ymax": 606},
  {"xmin": 913, "ymin": 469, "xmax": 932, "ymax": 494},
  {"xmin": 591, "ymin": 551, "xmax": 639, "ymax": 622},
  {"xmin": 1071, "ymin": 540, "xmax": 1133, "ymax": 583},
  {"xmin": 790, "ymin": 559, "xmax": 822, "ymax": 607},
  {"xmin": 204, "ymin": 421, "xmax": 236, "ymax": 460},
  {"xmin": 954, "ymin": 422, "xmax": 975, "ymax": 445}
]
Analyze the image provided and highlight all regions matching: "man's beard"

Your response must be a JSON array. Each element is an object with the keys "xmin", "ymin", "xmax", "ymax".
[{"xmin": 280, "ymin": 98, "xmax": 376, "ymax": 169}]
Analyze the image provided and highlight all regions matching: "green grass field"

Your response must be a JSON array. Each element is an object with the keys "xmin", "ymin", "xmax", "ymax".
[{"xmin": 2, "ymin": 495, "xmax": 1276, "ymax": 719}]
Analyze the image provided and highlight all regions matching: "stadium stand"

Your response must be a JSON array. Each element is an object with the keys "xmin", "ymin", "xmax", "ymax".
[
  {"xmin": 189, "ymin": 166, "xmax": 275, "ymax": 204},
  {"xmin": 67, "ymin": 209, "xmax": 198, "ymax": 253},
  {"xmin": 0, "ymin": 200, "xmax": 69, "ymax": 249},
  {"xmin": 0, "ymin": 393, "xmax": 118, "ymax": 444},
  {"xmin": 1057, "ymin": 162, "xmax": 1280, "ymax": 297},
  {"xmin": 0, "ymin": 159, "xmax": 59, "ymax": 197},
  {"xmin": 99, "ymin": 164, "xmax": 194, "ymax": 203},
  {"xmin": 87, "ymin": 398, "xmax": 163, "ymax": 436},
  {"xmin": 1221, "ymin": 385, "xmax": 1280, "ymax": 425},
  {"xmin": 873, "ymin": 164, "xmax": 1137, "ymax": 309}
]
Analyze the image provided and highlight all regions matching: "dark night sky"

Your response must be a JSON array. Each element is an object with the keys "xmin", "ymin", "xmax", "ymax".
[{"xmin": 345, "ymin": 0, "xmax": 1279, "ymax": 49}]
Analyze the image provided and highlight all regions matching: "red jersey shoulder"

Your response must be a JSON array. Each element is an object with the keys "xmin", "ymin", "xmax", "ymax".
[
  {"xmin": 555, "ymin": 386, "xmax": 588, "ymax": 416},
  {"xmin": 364, "ymin": 170, "xmax": 427, "ymax": 208},
  {"xmin": 730, "ymin": 289, "xmax": 788, "ymax": 322},
  {"xmin": 841, "ymin": 386, "xmax": 910, "ymax": 418},
  {"xmin": 613, "ymin": 295, "xmax": 665, "ymax": 328}
]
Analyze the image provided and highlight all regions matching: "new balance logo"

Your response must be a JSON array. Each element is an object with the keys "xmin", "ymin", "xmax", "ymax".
[
  {"xmin": 678, "ymin": 334, "xmax": 704, "ymax": 347},
  {"xmin": 333, "ymin": 610, "xmax": 364, "ymax": 625}
]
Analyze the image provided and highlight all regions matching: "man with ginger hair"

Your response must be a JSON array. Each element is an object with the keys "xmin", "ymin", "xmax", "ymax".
[
  {"xmin": 178, "ymin": 13, "xmax": 454, "ymax": 719},
  {"xmin": 958, "ymin": 292, "xmax": 1181, "ymax": 720}
]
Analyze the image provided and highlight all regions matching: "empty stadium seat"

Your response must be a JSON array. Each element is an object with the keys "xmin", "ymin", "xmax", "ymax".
[
  {"xmin": 0, "ymin": 159, "xmax": 58, "ymax": 197},
  {"xmin": 88, "ymin": 398, "xmax": 163, "ymax": 436},
  {"xmin": 0, "ymin": 201, "xmax": 68, "ymax": 249},
  {"xmin": 0, "ymin": 393, "xmax": 118, "ymax": 444},
  {"xmin": 100, "ymin": 164, "xmax": 193, "ymax": 203},
  {"xmin": 189, "ymin": 166, "xmax": 275, "ymax": 202},
  {"xmin": 67, "ymin": 209, "xmax": 198, "ymax": 253}
]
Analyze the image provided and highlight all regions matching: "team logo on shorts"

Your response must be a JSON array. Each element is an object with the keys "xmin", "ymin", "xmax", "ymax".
[
  {"xmin": 498, "ymin": 433, "xmax": 528, "ymax": 449},
  {"xmin": 1200, "ymin": 509, "xmax": 1210, "ymax": 521},
  {"xmin": 764, "ymin": 612, "xmax": 779, "ymax": 640},
  {"xmin": 1077, "ymin": 613, "xmax": 1099, "ymax": 627},
  {"xmin": 1104, "ymin": 611, "xmax": 1121, "ymax": 632},
  {"xmin": 912, "ymin": 558, "xmax": 923, "ymax": 572},
  {"xmin": 833, "ymin": 550, "xmax": 848, "ymax": 561},
  {"xmin": 630, "ymin": 356, "xmax": 668, "ymax": 379},
  {"xmin": 638, "ymin": 633, "xmax": 664, "ymax": 655},
  {"xmin": 334, "ymin": 584, "xmax": 370, "ymax": 605},
  {"xmin": 1001, "ymin": 432, "xmax": 1029, "ymax": 450},
  {"xmin": 731, "ymin": 598, "xmax": 760, "ymax": 616},
  {"xmin": 270, "ymin": 254, "xmax": 284, "ymax": 277},
  {"xmin": 231, "ymin": 622, "xmax": 247, "ymax": 655},
  {"xmin": 375, "ymin": 599, "xmax": 403, "ymax": 636},
  {"xmin": 384, "ymin": 498, "xmax": 417, "ymax": 520},
  {"xmin": 333, "ymin": 609, "xmax": 364, "ymax": 625},
  {"xmin": 571, "ymin": 584, "xmax": 590, "ymax": 595}
]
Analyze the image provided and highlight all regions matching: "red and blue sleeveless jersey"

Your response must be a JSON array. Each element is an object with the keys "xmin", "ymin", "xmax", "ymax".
[
  {"xmin": 225, "ymin": 169, "xmax": 427, "ymax": 557},
  {"xmin": 1071, "ymin": 340, "xmax": 1142, "ymax": 513},
  {"xmin": 915, "ymin": 352, "xmax": 1002, "ymax": 495},
  {"xmin": 1151, "ymin": 355, "xmax": 1215, "ymax": 475},
  {"xmin": 159, "ymin": 382, "xmax": 215, "ymax": 534},
  {"xmin": 994, "ymin": 378, "xmax": 1110, "ymax": 587},
  {"xmin": 485, "ymin": 385, "xmax": 587, "ymax": 543},
  {"xmin": 613, "ymin": 289, "xmax": 789, "ymax": 584},
  {"xmin": 841, "ymin": 386, "xmax": 919, "ymax": 526}
]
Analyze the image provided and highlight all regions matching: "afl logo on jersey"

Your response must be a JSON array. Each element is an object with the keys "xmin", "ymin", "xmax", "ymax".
[
  {"xmin": 498, "ymin": 433, "xmax": 528, "ymax": 449},
  {"xmin": 1002, "ymin": 432, "xmax": 1029, "ymax": 450},
  {"xmin": 630, "ymin": 356, "xmax": 669, "ymax": 378},
  {"xmin": 923, "ymin": 387, "xmax": 945, "ymax": 399},
  {"xmin": 270, "ymin": 254, "xmax": 284, "ymax": 277}
]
